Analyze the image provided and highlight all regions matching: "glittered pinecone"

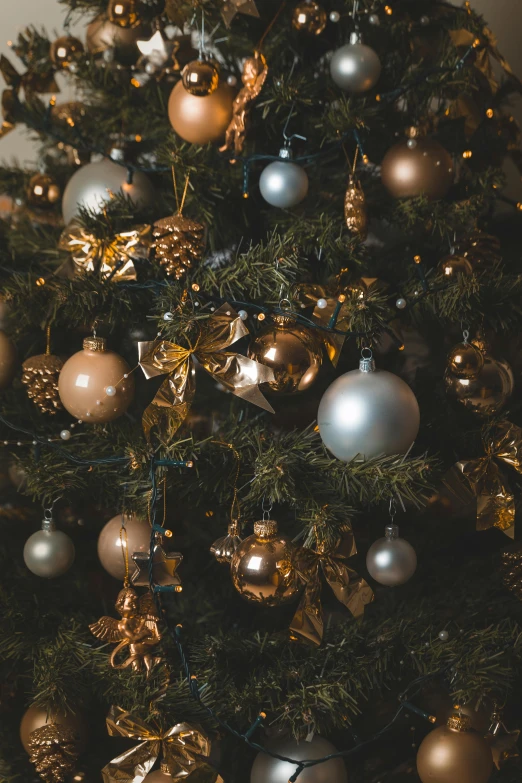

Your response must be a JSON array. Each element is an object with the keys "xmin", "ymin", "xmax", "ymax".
[
  {"xmin": 152, "ymin": 213, "xmax": 205, "ymax": 279},
  {"xmin": 28, "ymin": 723, "xmax": 79, "ymax": 783},
  {"xmin": 21, "ymin": 354, "xmax": 63, "ymax": 414},
  {"xmin": 502, "ymin": 544, "xmax": 522, "ymax": 601}
]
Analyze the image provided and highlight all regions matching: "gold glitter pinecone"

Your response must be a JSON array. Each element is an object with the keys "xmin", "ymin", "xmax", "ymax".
[
  {"xmin": 28, "ymin": 723, "xmax": 79, "ymax": 783},
  {"xmin": 502, "ymin": 545, "xmax": 522, "ymax": 601},
  {"xmin": 152, "ymin": 213, "xmax": 205, "ymax": 279},
  {"xmin": 21, "ymin": 354, "xmax": 63, "ymax": 414}
]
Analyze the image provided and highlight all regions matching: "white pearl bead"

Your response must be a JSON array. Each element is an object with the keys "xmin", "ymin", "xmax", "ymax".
[
  {"xmin": 60, "ymin": 430, "xmax": 71, "ymax": 441},
  {"xmin": 123, "ymin": 374, "xmax": 128, "ymax": 379},
  {"xmin": 77, "ymin": 420, "xmax": 82, "ymax": 424},
  {"xmin": 86, "ymin": 412, "xmax": 91, "ymax": 417},
  {"xmin": 317, "ymin": 298, "xmax": 328, "ymax": 309},
  {"xmin": 407, "ymin": 139, "xmax": 417, "ymax": 149},
  {"xmin": 396, "ymin": 297, "xmax": 407, "ymax": 309},
  {"xmin": 369, "ymin": 13, "xmax": 380, "ymax": 25},
  {"xmin": 105, "ymin": 385, "xmax": 116, "ymax": 397},
  {"xmin": 96, "ymin": 400, "xmax": 101, "ymax": 406},
  {"xmin": 420, "ymin": 15, "xmax": 429, "ymax": 25},
  {"xmin": 329, "ymin": 10, "xmax": 340, "ymax": 22},
  {"xmin": 438, "ymin": 630, "xmax": 449, "ymax": 641},
  {"xmin": 238, "ymin": 309, "xmax": 248, "ymax": 321},
  {"xmin": 32, "ymin": 440, "xmax": 37, "ymax": 445},
  {"xmin": 227, "ymin": 74, "xmax": 237, "ymax": 86},
  {"xmin": 163, "ymin": 311, "xmax": 174, "ymax": 321}
]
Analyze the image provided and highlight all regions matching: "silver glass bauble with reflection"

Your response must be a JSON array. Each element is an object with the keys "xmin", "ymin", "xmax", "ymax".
[
  {"xmin": 366, "ymin": 524, "xmax": 417, "ymax": 586},
  {"xmin": 251, "ymin": 735, "xmax": 348, "ymax": 783},
  {"xmin": 259, "ymin": 147, "xmax": 308, "ymax": 209},
  {"xmin": 330, "ymin": 32, "xmax": 381, "ymax": 93}
]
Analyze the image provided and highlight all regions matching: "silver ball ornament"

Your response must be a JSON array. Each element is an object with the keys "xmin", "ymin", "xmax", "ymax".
[
  {"xmin": 330, "ymin": 36, "xmax": 381, "ymax": 93},
  {"xmin": 62, "ymin": 159, "xmax": 154, "ymax": 224},
  {"xmin": 438, "ymin": 630, "xmax": 449, "ymax": 641},
  {"xmin": 318, "ymin": 354, "xmax": 420, "ymax": 461},
  {"xmin": 250, "ymin": 735, "xmax": 348, "ymax": 783},
  {"xmin": 329, "ymin": 10, "xmax": 340, "ymax": 22},
  {"xmin": 259, "ymin": 159, "xmax": 309, "ymax": 209},
  {"xmin": 366, "ymin": 525, "xmax": 417, "ymax": 586},
  {"xmin": 24, "ymin": 520, "xmax": 75, "ymax": 578}
]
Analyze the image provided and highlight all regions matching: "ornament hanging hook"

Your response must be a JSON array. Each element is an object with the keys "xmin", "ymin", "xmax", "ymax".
[
  {"xmin": 261, "ymin": 496, "xmax": 273, "ymax": 521},
  {"xmin": 44, "ymin": 495, "xmax": 62, "ymax": 520},
  {"xmin": 282, "ymin": 101, "xmax": 307, "ymax": 147}
]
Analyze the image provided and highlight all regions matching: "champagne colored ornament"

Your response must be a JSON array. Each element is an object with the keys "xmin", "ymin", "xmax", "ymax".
[
  {"xmin": 50, "ymin": 36, "xmax": 84, "ymax": 69},
  {"xmin": 23, "ymin": 509, "xmax": 75, "ymax": 578},
  {"xmin": 108, "ymin": 0, "xmax": 139, "ymax": 27},
  {"xmin": 231, "ymin": 518, "xmax": 300, "ymax": 606},
  {"xmin": 447, "ymin": 331, "xmax": 484, "ymax": 379},
  {"xmin": 58, "ymin": 336, "xmax": 134, "ymax": 423},
  {"xmin": 259, "ymin": 147, "xmax": 309, "ymax": 208},
  {"xmin": 330, "ymin": 32, "xmax": 381, "ymax": 93},
  {"xmin": 8, "ymin": 460, "xmax": 27, "ymax": 489},
  {"xmin": 62, "ymin": 159, "xmax": 154, "ymax": 225},
  {"xmin": 0, "ymin": 329, "xmax": 17, "ymax": 389},
  {"xmin": 438, "ymin": 254, "xmax": 473, "ymax": 278},
  {"xmin": 182, "ymin": 59, "xmax": 220, "ymax": 96},
  {"xmin": 86, "ymin": 15, "xmax": 149, "ymax": 64},
  {"xmin": 366, "ymin": 522, "xmax": 417, "ymax": 586},
  {"xmin": 20, "ymin": 705, "xmax": 87, "ymax": 754},
  {"xmin": 444, "ymin": 355, "xmax": 513, "ymax": 417},
  {"xmin": 344, "ymin": 173, "xmax": 368, "ymax": 238},
  {"xmin": 247, "ymin": 314, "xmax": 322, "ymax": 394},
  {"xmin": 292, "ymin": 1, "xmax": 327, "ymax": 35},
  {"xmin": 28, "ymin": 724, "xmax": 78, "ymax": 783},
  {"xmin": 417, "ymin": 714, "xmax": 493, "ymax": 783},
  {"xmin": 251, "ymin": 735, "xmax": 348, "ymax": 783},
  {"xmin": 318, "ymin": 350, "xmax": 420, "ymax": 461},
  {"xmin": 97, "ymin": 513, "xmax": 150, "ymax": 581},
  {"xmin": 168, "ymin": 80, "xmax": 234, "ymax": 145},
  {"xmin": 381, "ymin": 133, "xmax": 454, "ymax": 200},
  {"xmin": 220, "ymin": 52, "xmax": 268, "ymax": 157},
  {"xmin": 26, "ymin": 173, "xmax": 61, "ymax": 208}
]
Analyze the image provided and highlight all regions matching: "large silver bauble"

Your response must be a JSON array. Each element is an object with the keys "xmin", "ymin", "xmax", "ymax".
[
  {"xmin": 366, "ymin": 525, "xmax": 417, "ymax": 586},
  {"xmin": 23, "ymin": 527, "xmax": 75, "ymax": 578},
  {"xmin": 259, "ymin": 160, "xmax": 309, "ymax": 208},
  {"xmin": 318, "ymin": 356, "xmax": 420, "ymax": 461},
  {"xmin": 330, "ymin": 41, "xmax": 381, "ymax": 93},
  {"xmin": 62, "ymin": 159, "xmax": 155, "ymax": 224},
  {"xmin": 251, "ymin": 735, "xmax": 348, "ymax": 783}
]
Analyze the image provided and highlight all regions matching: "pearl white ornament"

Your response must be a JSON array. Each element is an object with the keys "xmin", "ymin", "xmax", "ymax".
[
  {"xmin": 318, "ymin": 353, "xmax": 420, "ymax": 461},
  {"xmin": 227, "ymin": 74, "xmax": 238, "ymax": 86},
  {"xmin": 24, "ymin": 517, "xmax": 75, "ymax": 578},
  {"xmin": 105, "ymin": 385, "xmax": 116, "ymax": 397},
  {"xmin": 60, "ymin": 429, "xmax": 71, "ymax": 440},
  {"xmin": 259, "ymin": 155, "xmax": 309, "ymax": 209},
  {"xmin": 316, "ymin": 298, "xmax": 328, "ymax": 309},
  {"xmin": 250, "ymin": 735, "xmax": 348, "ymax": 783},
  {"xmin": 438, "ymin": 630, "xmax": 449, "ymax": 641},
  {"xmin": 330, "ymin": 34, "xmax": 381, "ymax": 93},
  {"xmin": 396, "ymin": 297, "xmax": 407, "ymax": 309},
  {"xmin": 329, "ymin": 10, "xmax": 340, "ymax": 22},
  {"xmin": 368, "ymin": 13, "xmax": 380, "ymax": 25},
  {"xmin": 366, "ymin": 524, "xmax": 417, "ymax": 586},
  {"xmin": 420, "ymin": 15, "xmax": 429, "ymax": 26},
  {"xmin": 238, "ymin": 309, "xmax": 248, "ymax": 321},
  {"xmin": 407, "ymin": 139, "xmax": 417, "ymax": 149},
  {"xmin": 163, "ymin": 311, "xmax": 174, "ymax": 321}
]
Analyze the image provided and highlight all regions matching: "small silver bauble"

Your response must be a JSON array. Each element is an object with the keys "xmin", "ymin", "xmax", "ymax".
[
  {"xmin": 330, "ymin": 32, "xmax": 382, "ymax": 93},
  {"xmin": 105, "ymin": 385, "xmax": 116, "ymax": 396},
  {"xmin": 250, "ymin": 735, "xmax": 348, "ymax": 783},
  {"xmin": 23, "ymin": 516, "xmax": 75, "ymax": 578},
  {"xmin": 329, "ymin": 10, "xmax": 340, "ymax": 22},
  {"xmin": 368, "ymin": 13, "xmax": 380, "ymax": 25},
  {"xmin": 62, "ymin": 159, "xmax": 155, "ymax": 224},
  {"xmin": 318, "ymin": 352, "xmax": 420, "ymax": 461},
  {"xmin": 366, "ymin": 524, "xmax": 417, "ymax": 586},
  {"xmin": 259, "ymin": 148, "xmax": 309, "ymax": 209},
  {"xmin": 396, "ymin": 297, "xmax": 407, "ymax": 309},
  {"xmin": 438, "ymin": 630, "xmax": 449, "ymax": 641}
]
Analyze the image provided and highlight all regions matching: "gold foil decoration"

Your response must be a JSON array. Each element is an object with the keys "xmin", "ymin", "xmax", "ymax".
[
  {"xmin": 443, "ymin": 420, "xmax": 522, "ymax": 539},
  {"xmin": 59, "ymin": 223, "xmax": 151, "ymax": 282},
  {"xmin": 290, "ymin": 529, "xmax": 374, "ymax": 646},
  {"xmin": 138, "ymin": 303, "xmax": 275, "ymax": 442},
  {"xmin": 152, "ymin": 214, "xmax": 204, "ymax": 279},
  {"xmin": 89, "ymin": 588, "xmax": 163, "ymax": 677},
  {"xmin": 220, "ymin": 52, "xmax": 268, "ymax": 158},
  {"xmin": 344, "ymin": 174, "xmax": 368, "ymax": 239},
  {"xmin": 28, "ymin": 723, "xmax": 79, "ymax": 783},
  {"xmin": 102, "ymin": 705, "xmax": 222, "ymax": 783},
  {"xmin": 221, "ymin": 0, "xmax": 260, "ymax": 27}
]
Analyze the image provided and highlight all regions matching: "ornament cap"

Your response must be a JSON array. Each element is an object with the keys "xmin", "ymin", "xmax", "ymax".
[
  {"xmin": 160, "ymin": 760, "xmax": 170, "ymax": 774},
  {"xmin": 272, "ymin": 313, "xmax": 295, "ymax": 327},
  {"xmin": 349, "ymin": 31, "xmax": 362, "ymax": 45},
  {"xmin": 254, "ymin": 519, "xmax": 278, "ymax": 539},
  {"xmin": 447, "ymin": 713, "xmax": 472, "ymax": 732},
  {"xmin": 83, "ymin": 336, "xmax": 107, "ymax": 352},
  {"xmin": 41, "ymin": 516, "xmax": 57, "ymax": 533},
  {"xmin": 278, "ymin": 146, "xmax": 293, "ymax": 160},
  {"xmin": 385, "ymin": 524, "xmax": 399, "ymax": 540},
  {"xmin": 359, "ymin": 351, "xmax": 376, "ymax": 373}
]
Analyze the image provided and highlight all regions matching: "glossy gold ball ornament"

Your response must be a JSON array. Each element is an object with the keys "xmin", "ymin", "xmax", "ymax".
[
  {"xmin": 417, "ymin": 714, "xmax": 493, "ymax": 783},
  {"xmin": 168, "ymin": 80, "xmax": 234, "ymax": 145},
  {"xmin": 20, "ymin": 704, "xmax": 88, "ymax": 754},
  {"xmin": 247, "ymin": 315, "xmax": 322, "ymax": 394},
  {"xmin": 0, "ymin": 330, "xmax": 17, "ymax": 389},
  {"xmin": 381, "ymin": 135, "xmax": 454, "ymax": 200},
  {"xmin": 97, "ymin": 513, "xmax": 150, "ymax": 581},
  {"xmin": 292, "ymin": 1, "xmax": 327, "ymax": 35},
  {"xmin": 108, "ymin": 0, "xmax": 139, "ymax": 27},
  {"xmin": 447, "ymin": 341, "xmax": 484, "ymax": 380},
  {"xmin": 182, "ymin": 59, "xmax": 220, "ymax": 96},
  {"xmin": 26, "ymin": 174, "xmax": 61, "ymax": 209},
  {"xmin": 50, "ymin": 36, "xmax": 84, "ymax": 69},
  {"xmin": 438, "ymin": 254, "xmax": 473, "ymax": 278},
  {"xmin": 444, "ymin": 355, "xmax": 514, "ymax": 417},
  {"xmin": 230, "ymin": 519, "xmax": 300, "ymax": 606},
  {"xmin": 58, "ymin": 337, "xmax": 134, "ymax": 423}
]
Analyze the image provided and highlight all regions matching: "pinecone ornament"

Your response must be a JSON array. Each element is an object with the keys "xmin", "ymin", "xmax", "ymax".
[
  {"xmin": 152, "ymin": 213, "xmax": 205, "ymax": 279},
  {"xmin": 502, "ymin": 544, "xmax": 522, "ymax": 601},
  {"xmin": 28, "ymin": 723, "xmax": 79, "ymax": 783},
  {"xmin": 21, "ymin": 354, "xmax": 63, "ymax": 414}
]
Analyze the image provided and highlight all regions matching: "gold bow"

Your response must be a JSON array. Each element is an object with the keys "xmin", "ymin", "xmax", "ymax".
[
  {"xmin": 59, "ymin": 224, "xmax": 151, "ymax": 282},
  {"xmin": 0, "ymin": 54, "xmax": 59, "ymax": 139},
  {"xmin": 292, "ymin": 283, "xmax": 349, "ymax": 367},
  {"xmin": 444, "ymin": 421, "xmax": 522, "ymax": 539},
  {"xmin": 139, "ymin": 304, "xmax": 275, "ymax": 442},
  {"xmin": 290, "ymin": 531, "xmax": 374, "ymax": 646},
  {"xmin": 102, "ymin": 706, "xmax": 222, "ymax": 783}
]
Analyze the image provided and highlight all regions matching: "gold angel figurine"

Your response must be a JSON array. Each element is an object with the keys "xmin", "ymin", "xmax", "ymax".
[
  {"xmin": 220, "ymin": 52, "xmax": 268, "ymax": 158},
  {"xmin": 89, "ymin": 587, "xmax": 163, "ymax": 677}
]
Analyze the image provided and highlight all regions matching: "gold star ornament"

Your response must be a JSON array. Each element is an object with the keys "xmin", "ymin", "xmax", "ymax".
[
  {"xmin": 131, "ymin": 543, "xmax": 183, "ymax": 590},
  {"xmin": 222, "ymin": 0, "xmax": 259, "ymax": 27}
]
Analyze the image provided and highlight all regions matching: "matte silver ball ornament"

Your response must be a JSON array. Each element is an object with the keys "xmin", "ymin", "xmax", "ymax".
[
  {"xmin": 330, "ymin": 33, "xmax": 381, "ymax": 93},
  {"xmin": 23, "ymin": 515, "xmax": 75, "ymax": 578},
  {"xmin": 250, "ymin": 735, "xmax": 348, "ymax": 783},
  {"xmin": 62, "ymin": 159, "xmax": 154, "ymax": 224},
  {"xmin": 366, "ymin": 524, "xmax": 417, "ymax": 586},
  {"xmin": 259, "ymin": 149, "xmax": 309, "ymax": 208},
  {"xmin": 318, "ymin": 352, "xmax": 420, "ymax": 461}
]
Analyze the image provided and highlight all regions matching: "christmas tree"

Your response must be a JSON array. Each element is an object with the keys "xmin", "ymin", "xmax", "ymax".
[{"xmin": 1, "ymin": 1, "xmax": 522, "ymax": 782}]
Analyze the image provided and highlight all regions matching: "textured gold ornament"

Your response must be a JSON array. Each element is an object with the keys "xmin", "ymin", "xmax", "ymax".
[
  {"xmin": 292, "ymin": 1, "xmax": 327, "ymax": 34},
  {"xmin": 211, "ymin": 522, "xmax": 243, "ymax": 563},
  {"xmin": 28, "ymin": 723, "xmax": 79, "ymax": 783},
  {"xmin": 89, "ymin": 588, "xmax": 163, "ymax": 677},
  {"xmin": 344, "ymin": 174, "xmax": 368, "ymax": 238},
  {"xmin": 221, "ymin": 0, "xmax": 260, "ymax": 27},
  {"xmin": 152, "ymin": 214, "xmax": 205, "ymax": 279},
  {"xmin": 220, "ymin": 52, "xmax": 268, "ymax": 157},
  {"xmin": 22, "ymin": 353, "xmax": 63, "ymax": 414}
]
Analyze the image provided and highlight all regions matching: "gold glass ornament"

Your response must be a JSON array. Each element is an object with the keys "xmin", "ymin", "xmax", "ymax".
[
  {"xmin": 417, "ymin": 714, "xmax": 493, "ymax": 783},
  {"xmin": 230, "ymin": 519, "xmax": 300, "ymax": 606},
  {"xmin": 97, "ymin": 513, "xmax": 151, "ymax": 581},
  {"xmin": 50, "ymin": 36, "xmax": 84, "ymax": 69},
  {"xmin": 344, "ymin": 174, "xmax": 368, "ymax": 238},
  {"xmin": 26, "ymin": 174, "xmax": 61, "ymax": 208},
  {"xmin": 168, "ymin": 80, "xmax": 234, "ymax": 145},
  {"xmin": 20, "ymin": 705, "xmax": 87, "ymax": 754},
  {"xmin": 0, "ymin": 330, "xmax": 16, "ymax": 389},
  {"xmin": 444, "ymin": 354, "xmax": 513, "ymax": 417},
  {"xmin": 447, "ymin": 341, "xmax": 484, "ymax": 379},
  {"xmin": 58, "ymin": 336, "xmax": 134, "ymax": 423},
  {"xmin": 108, "ymin": 0, "xmax": 139, "ymax": 27},
  {"xmin": 439, "ymin": 254, "xmax": 473, "ymax": 278},
  {"xmin": 182, "ymin": 59, "xmax": 220, "ymax": 96},
  {"xmin": 22, "ymin": 353, "xmax": 63, "ymax": 414},
  {"xmin": 152, "ymin": 214, "xmax": 205, "ymax": 279},
  {"xmin": 28, "ymin": 723, "xmax": 78, "ymax": 783},
  {"xmin": 211, "ymin": 522, "xmax": 243, "ymax": 564},
  {"xmin": 292, "ymin": 1, "xmax": 327, "ymax": 34},
  {"xmin": 381, "ymin": 136, "xmax": 454, "ymax": 200},
  {"xmin": 247, "ymin": 315, "xmax": 322, "ymax": 395}
]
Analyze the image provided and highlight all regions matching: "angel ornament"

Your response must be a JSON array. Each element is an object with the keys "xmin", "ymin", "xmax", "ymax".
[
  {"xmin": 89, "ymin": 588, "xmax": 163, "ymax": 677},
  {"xmin": 220, "ymin": 52, "xmax": 268, "ymax": 158}
]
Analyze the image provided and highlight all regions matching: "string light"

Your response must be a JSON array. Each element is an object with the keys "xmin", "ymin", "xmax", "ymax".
[
  {"xmin": 384, "ymin": 5, "xmax": 393, "ymax": 15},
  {"xmin": 486, "ymin": 108, "xmax": 494, "ymax": 118},
  {"xmin": 36, "ymin": 277, "xmax": 46, "ymax": 286},
  {"xmin": 462, "ymin": 150, "xmax": 473, "ymax": 159}
]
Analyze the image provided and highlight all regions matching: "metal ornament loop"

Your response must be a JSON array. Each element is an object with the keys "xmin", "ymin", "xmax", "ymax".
[
  {"xmin": 462, "ymin": 329, "xmax": 469, "ymax": 343},
  {"xmin": 361, "ymin": 347, "xmax": 373, "ymax": 359},
  {"xmin": 261, "ymin": 496, "xmax": 273, "ymax": 521}
]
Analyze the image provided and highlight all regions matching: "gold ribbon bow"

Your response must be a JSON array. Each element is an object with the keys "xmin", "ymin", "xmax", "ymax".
[
  {"xmin": 444, "ymin": 421, "xmax": 522, "ymax": 539},
  {"xmin": 290, "ymin": 531, "xmax": 374, "ymax": 646},
  {"xmin": 139, "ymin": 303, "xmax": 275, "ymax": 442},
  {"xmin": 59, "ymin": 224, "xmax": 151, "ymax": 282},
  {"xmin": 0, "ymin": 54, "xmax": 58, "ymax": 139},
  {"xmin": 102, "ymin": 706, "xmax": 222, "ymax": 783}
]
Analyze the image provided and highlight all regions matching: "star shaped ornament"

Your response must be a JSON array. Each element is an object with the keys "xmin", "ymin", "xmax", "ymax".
[
  {"xmin": 137, "ymin": 30, "xmax": 169, "ymax": 67},
  {"xmin": 221, "ymin": 0, "xmax": 259, "ymax": 27},
  {"xmin": 131, "ymin": 543, "xmax": 183, "ymax": 590},
  {"xmin": 487, "ymin": 727, "xmax": 520, "ymax": 769}
]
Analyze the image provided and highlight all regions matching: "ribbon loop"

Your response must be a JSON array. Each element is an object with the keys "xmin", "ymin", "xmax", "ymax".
[{"xmin": 59, "ymin": 224, "xmax": 151, "ymax": 282}]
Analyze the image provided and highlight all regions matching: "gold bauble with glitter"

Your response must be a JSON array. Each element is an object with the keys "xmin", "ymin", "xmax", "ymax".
[{"xmin": 438, "ymin": 254, "xmax": 473, "ymax": 278}]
